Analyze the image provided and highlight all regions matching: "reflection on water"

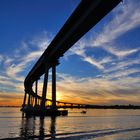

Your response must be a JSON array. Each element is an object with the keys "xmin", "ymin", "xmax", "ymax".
[
  {"xmin": 0, "ymin": 108, "xmax": 140, "ymax": 139},
  {"xmin": 39, "ymin": 116, "xmax": 45, "ymax": 139},
  {"xmin": 20, "ymin": 114, "xmax": 56, "ymax": 139},
  {"xmin": 50, "ymin": 116, "xmax": 56, "ymax": 139}
]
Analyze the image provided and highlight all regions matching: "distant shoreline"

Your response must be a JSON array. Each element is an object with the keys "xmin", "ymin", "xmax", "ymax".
[
  {"xmin": 84, "ymin": 105, "xmax": 140, "ymax": 109},
  {"xmin": 1, "ymin": 105, "xmax": 140, "ymax": 109},
  {"xmin": 0, "ymin": 106, "xmax": 20, "ymax": 108}
]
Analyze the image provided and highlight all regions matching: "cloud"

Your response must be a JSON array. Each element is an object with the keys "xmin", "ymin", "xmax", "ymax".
[
  {"xmin": 104, "ymin": 57, "xmax": 140, "ymax": 73},
  {"xmin": 92, "ymin": 0, "xmax": 140, "ymax": 46},
  {"xmin": 65, "ymin": 0, "xmax": 140, "ymax": 68},
  {"xmin": 0, "ymin": 92, "xmax": 23, "ymax": 106},
  {"xmin": 1, "ymin": 1, "xmax": 140, "ymax": 105},
  {"xmin": 90, "ymin": 0, "xmax": 140, "ymax": 58},
  {"xmin": 55, "ymin": 72, "xmax": 140, "ymax": 104},
  {"xmin": 102, "ymin": 47, "xmax": 140, "ymax": 58},
  {"xmin": 82, "ymin": 56, "xmax": 104, "ymax": 69},
  {"xmin": 0, "ymin": 32, "xmax": 52, "ymax": 94},
  {"xmin": 104, "ymin": 68, "xmax": 140, "ymax": 80},
  {"xmin": 66, "ymin": 41, "xmax": 113, "ymax": 70}
]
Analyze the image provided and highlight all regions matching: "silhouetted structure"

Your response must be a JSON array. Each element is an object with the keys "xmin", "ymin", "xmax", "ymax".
[{"xmin": 21, "ymin": 0, "xmax": 122, "ymax": 116}]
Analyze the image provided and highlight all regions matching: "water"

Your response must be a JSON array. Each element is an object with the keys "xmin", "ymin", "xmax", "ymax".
[{"xmin": 0, "ymin": 107, "xmax": 140, "ymax": 139}]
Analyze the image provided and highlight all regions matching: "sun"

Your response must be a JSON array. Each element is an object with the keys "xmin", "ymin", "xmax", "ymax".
[{"xmin": 56, "ymin": 91, "xmax": 63, "ymax": 101}]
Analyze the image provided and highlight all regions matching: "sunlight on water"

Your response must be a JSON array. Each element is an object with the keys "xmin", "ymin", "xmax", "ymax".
[{"xmin": 0, "ymin": 107, "xmax": 140, "ymax": 139}]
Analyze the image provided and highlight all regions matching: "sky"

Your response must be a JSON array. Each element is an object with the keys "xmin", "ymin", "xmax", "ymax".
[{"xmin": 0, "ymin": 0, "xmax": 140, "ymax": 106}]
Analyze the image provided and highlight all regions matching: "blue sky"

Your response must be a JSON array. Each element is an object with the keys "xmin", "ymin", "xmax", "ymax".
[{"xmin": 0, "ymin": 0, "xmax": 140, "ymax": 105}]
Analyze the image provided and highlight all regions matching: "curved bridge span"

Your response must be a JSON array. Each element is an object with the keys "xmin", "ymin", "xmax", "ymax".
[{"xmin": 22, "ymin": 0, "xmax": 122, "ymax": 110}]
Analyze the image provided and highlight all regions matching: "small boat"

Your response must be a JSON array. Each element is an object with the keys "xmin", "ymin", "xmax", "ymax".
[{"xmin": 81, "ymin": 110, "xmax": 87, "ymax": 114}]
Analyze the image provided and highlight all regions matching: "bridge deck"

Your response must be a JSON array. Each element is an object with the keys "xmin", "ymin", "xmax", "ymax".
[
  {"xmin": 24, "ymin": 0, "xmax": 122, "ymax": 93},
  {"xmin": 22, "ymin": 1, "xmax": 122, "ymax": 116}
]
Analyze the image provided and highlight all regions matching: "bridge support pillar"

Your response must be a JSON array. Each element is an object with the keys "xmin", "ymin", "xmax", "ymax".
[
  {"xmin": 22, "ymin": 92, "xmax": 27, "ymax": 107},
  {"xmin": 41, "ymin": 66, "xmax": 48, "ymax": 109},
  {"xmin": 28, "ymin": 93, "xmax": 31, "ymax": 105},
  {"xmin": 38, "ymin": 99, "xmax": 40, "ymax": 105},
  {"xmin": 35, "ymin": 80, "xmax": 38, "ymax": 106},
  {"xmin": 52, "ymin": 64, "xmax": 57, "ymax": 110},
  {"xmin": 31, "ymin": 95, "xmax": 34, "ymax": 106}
]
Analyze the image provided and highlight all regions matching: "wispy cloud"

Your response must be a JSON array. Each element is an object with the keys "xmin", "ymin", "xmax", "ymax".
[
  {"xmin": 102, "ymin": 47, "xmax": 139, "ymax": 58},
  {"xmin": 0, "ymin": 0, "xmax": 140, "ymax": 105},
  {"xmin": 65, "ymin": 0, "xmax": 140, "ymax": 68},
  {"xmin": 55, "ymin": 72, "xmax": 140, "ymax": 104},
  {"xmin": 67, "ymin": 41, "xmax": 112, "ymax": 70},
  {"xmin": 0, "ymin": 32, "xmax": 52, "ymax": 94},
  {"xmin": 0, "ymin": 92, "xmax": 23, "ymax": 106},
  {"xmin": 104, "ymin": 68, "xmax": 140, "ymax": 80},
  {"xmin": 91, "ymin": 0, "xmax": 140, "ymax": 58},
  {"xmin": 92, "ymin": 0, "xmax": 140, "ymax": 46},
  {"xmin": 61, "ymin": 1, "xmax": 140, "ymax": 104},
  {"xmin": 82, "ymin": 56, "xmax": 104, "ymax": 69},
  {"xmin": 104, "ymin": 57, "xmax": 140, "ymax": 73}
]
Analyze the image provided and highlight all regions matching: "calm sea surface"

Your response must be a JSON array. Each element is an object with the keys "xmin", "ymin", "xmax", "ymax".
[{"xmin": 0, "ymin": 107, "xmax": 140, "ymax": 139}]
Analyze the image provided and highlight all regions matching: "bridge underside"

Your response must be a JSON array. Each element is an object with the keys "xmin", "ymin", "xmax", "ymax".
[{"xmin": 21, "ymin": 0, "xmax": 122, "ymax": 116}]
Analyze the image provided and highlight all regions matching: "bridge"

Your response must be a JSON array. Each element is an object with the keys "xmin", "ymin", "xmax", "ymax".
[{"xmin": 21, "ymin": 0, "xmax": 122, "ymax": 116}]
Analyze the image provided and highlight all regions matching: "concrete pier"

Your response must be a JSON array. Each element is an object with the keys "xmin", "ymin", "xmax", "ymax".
[{"xmin": 21, "ymin": 106, "xmax": 68, "ymax": 116}]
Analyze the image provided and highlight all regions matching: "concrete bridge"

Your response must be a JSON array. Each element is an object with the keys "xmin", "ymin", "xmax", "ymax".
[{"xmin": 21, "ymin": 0, "xmax": 122, "ymax": 115}]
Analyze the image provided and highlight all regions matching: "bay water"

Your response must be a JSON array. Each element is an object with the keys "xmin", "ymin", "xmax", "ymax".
[{"xmin": 0, "ymin": 107, "xmax": 140, "ymax": 139}]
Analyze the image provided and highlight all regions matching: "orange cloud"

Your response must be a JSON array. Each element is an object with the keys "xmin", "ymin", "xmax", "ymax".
[{"xmin": 0, "ymin": 93, "xmax": 23, "ymax": 106}]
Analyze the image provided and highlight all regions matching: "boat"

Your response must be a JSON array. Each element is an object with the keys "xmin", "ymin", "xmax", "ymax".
[{"xmin": 81, "ymin": 110, "xmax": 87, "ymax": 114}]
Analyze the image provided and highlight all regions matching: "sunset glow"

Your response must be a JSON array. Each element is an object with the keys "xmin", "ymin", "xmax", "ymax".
[{"xmin": 0, "ymin": 0, "xmax": 140, "ymax": 106}]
